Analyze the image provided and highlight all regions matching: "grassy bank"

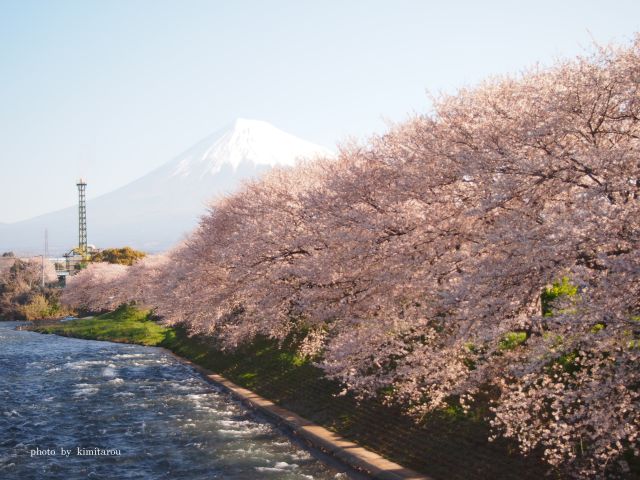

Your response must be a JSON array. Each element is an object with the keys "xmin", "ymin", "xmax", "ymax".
[
  {"xmin": 32, "ymin": 305, "xmax": 550, "ymax": 480},
  {"xmin": 33, "ymin": 305, "xmax": 168, "ymax": 345}
]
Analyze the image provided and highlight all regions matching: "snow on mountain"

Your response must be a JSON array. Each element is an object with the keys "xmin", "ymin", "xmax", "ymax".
[
  {"xmin": 0, "ymin": 119, "xmax": 332, "ymax": 255},
  {"xmin": 169, "ymin": 118, "xmax": 324, "ymax": 178}
]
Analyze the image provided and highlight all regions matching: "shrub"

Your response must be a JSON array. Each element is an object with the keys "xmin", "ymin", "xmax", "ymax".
[{"xmin": 91, "ymin": 247, "xmax": 146, "ymax": 266}]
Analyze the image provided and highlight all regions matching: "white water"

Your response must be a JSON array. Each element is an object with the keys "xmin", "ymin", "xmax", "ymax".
[{"xmin": 0, "ymin": 323, "xmax": 355, "ymax": 480}]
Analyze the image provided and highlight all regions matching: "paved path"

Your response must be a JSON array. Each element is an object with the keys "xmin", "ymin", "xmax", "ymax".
[{"xmin": 162, "ymin": 348, "xmax": 432, "ymax": 480}]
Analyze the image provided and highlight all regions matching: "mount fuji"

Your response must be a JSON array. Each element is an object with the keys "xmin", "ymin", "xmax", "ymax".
[{"xmin": 0, "ymin": 119, "xmax": 332, "ymax": 255}]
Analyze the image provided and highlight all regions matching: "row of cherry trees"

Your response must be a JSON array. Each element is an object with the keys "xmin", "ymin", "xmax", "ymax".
[{"xmin": 63, "ymin": 38, "xmax": 639, "ymax": 478}]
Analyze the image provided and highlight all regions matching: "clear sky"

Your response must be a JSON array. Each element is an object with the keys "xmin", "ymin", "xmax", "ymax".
[{"xmin": 1, "ymin": 0, "xmax": 638, "ymax": 223}]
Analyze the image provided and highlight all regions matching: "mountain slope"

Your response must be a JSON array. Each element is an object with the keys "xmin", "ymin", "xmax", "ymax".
[{"xmin": 0, "ymin": 119, "xmax": 332, "ymax": 255}]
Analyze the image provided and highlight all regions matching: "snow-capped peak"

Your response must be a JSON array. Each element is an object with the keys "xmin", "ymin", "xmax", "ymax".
[{"xmin": 169, "ymin": 118, "xmax": 332, "ymax": 179}]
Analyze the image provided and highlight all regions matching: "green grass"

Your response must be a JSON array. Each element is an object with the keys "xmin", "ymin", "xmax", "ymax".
[
  {"xmin": 541, "ymin": 276, "xmax": 578, "ymax": 316},
  {"xmin": 32, "ymin": 304, "xmax": 169, "ymax": 346}
]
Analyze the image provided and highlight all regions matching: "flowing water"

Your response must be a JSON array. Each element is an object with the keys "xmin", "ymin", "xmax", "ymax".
[{"xmin": 0, "ymin": 322, "xmax": 355, "ymax": 479}]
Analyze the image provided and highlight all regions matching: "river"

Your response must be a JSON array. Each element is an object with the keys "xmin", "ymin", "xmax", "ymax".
[{"xmin": 0, "ymin": 322, "xmax": 355, "ymax": 479}]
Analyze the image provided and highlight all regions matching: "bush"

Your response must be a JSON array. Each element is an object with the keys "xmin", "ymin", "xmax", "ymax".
[
  {"xmin": 20, "ymin": 294, "xmax": 53, "ymax": 320},
  {"xmin": 91, "ymin": 247, "xmax": 146, "ymax": 266},
  {"xmin": 20, "ymin": 292, "xmax": 74, "ymax": 321}
]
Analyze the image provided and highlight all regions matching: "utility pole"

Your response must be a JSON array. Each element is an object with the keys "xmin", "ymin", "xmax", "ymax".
[{"xmin": 41, "ymin": 229, "xmax": 48, "ymax": 288}]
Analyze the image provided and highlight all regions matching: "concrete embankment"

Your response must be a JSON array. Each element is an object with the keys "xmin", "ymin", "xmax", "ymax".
[{"xmin": 162, "ymin": 348, "xmax": 430, "ymax": 480}]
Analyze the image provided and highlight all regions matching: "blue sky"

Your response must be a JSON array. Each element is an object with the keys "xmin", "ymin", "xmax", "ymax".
[{"xmin": 1, "ymin": 0, "xmax": 639, "ymax": 222}]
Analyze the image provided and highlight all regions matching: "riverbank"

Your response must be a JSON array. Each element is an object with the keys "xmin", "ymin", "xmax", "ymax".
[
  {"xmin": 31, "ymin": 305, "xmax": 550, "ymax": 480},
  {"xmin": 2, "ymin": 321, "xmax": 345, "ymax": 480}
]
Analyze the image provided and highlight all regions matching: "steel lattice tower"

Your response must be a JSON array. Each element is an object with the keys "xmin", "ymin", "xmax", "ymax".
[{"xmin": 77, "ymin": 179, "xmax": 88, "ymax": 258}]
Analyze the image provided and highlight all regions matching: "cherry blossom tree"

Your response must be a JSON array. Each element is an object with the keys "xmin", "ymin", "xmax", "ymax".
[
  {"xmin": 61, "ymin": 36, "xmax": 640, "ymax": 477},
  {"xmin": 61, "ymin": 262, "xmax": 129, "ymax": 312}
]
